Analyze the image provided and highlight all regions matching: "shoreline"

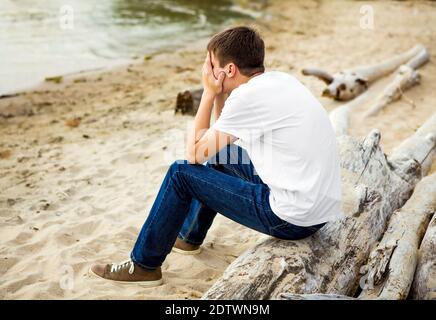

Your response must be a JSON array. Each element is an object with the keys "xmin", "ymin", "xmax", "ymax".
[
  {"xmin": 1, "ymin": 0, "xmax": 436, "ymax": 299},
  {"xmin": 0, "ymin": 66, "xmax": 108, "ymax": 99},
  {"xmin": 0, "ymin": 1, "xmax": 266, "ymax": 98},
  {"xmin": 0, "ymin": 40, "xmax": 206, "ymax": 100}
]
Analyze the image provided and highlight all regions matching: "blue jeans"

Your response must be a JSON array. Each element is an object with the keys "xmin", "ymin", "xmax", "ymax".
[{"xmin": 131, "ymin": 144, "xmax": 325, "ymax": 270}]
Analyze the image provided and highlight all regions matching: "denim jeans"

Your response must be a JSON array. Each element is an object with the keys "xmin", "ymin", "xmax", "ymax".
[{"xmin": 131, "ymin": 144, "xmax": 326, "ymax": 270}]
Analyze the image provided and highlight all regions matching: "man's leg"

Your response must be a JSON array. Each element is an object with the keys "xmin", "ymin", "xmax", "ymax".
[
  {"xmin": 178, "ymin": 144, "xmax": 263, "ymax": 246},
  {"xmin": 130, "ymin": 156, "xmax": 281, "ymax": 271}
]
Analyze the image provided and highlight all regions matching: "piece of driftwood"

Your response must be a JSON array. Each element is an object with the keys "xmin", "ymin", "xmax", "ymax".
[
  {"xmin": 202, "ymin": 116, "xmax": 436, "ymax": 300},
  {"xmin": 175, "ymin": 88, "xmax": 203, "ymax": 115},
  {"xmin": 329, "ymin": 90, "xmax": 371, "ymax": 136},
  {"xmin": 389, "ymin": 113, "xmax": 436, "ymax": 176},
  {"xmin": 410, "ymin": 213, "xmax": 436, "ymax": 300},
  {"xmin": 358, "ymin": 173, "xmax": 436, "ymax": 300},
  {"xmin": 302, "ymin": 45, "xmax": 423, "ymax": 101},
  {"xmin": 279, "ymin": 293, "xmax": 357, "ymax": 300},
  {"xmin": 0, "ymin": 93, "xmax": 19, "ymax": 99},
  {"xmin": 364, "ymin": 48, "xmax": 430, "ymax": 118}
]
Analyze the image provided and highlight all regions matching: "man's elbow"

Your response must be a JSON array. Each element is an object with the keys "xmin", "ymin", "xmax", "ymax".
[{"xmin": 186, "ymin": 142, "xmax": 209, "ymax": 164}]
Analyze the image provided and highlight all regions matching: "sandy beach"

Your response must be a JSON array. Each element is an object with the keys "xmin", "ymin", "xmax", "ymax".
[{"xmin": 1, "ymin": 0, "xmax": 436, "ymax": 299}]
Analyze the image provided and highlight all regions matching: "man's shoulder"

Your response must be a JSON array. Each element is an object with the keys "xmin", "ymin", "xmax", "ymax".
[
  {"xmin": 234, "ymin": 71, "xmax": 296, "ymax": 94},
  {"xmin": 263, "ymin": 70, "xmax": 297, "ymax": 81}
]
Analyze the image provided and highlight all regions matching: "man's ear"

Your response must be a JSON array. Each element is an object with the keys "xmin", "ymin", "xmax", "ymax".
[{"xmin": 227, "ymin": 63, "xmax": 237, "ymax": 78}]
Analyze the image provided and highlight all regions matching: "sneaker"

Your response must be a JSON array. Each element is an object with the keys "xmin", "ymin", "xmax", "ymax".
[
  {"xmin": 89, "ymin": 259, "xmax": 163, "ymax": 287},
  {"xmin": 172, "ymin": 237, "xmax": 202, "ymax": 255}
]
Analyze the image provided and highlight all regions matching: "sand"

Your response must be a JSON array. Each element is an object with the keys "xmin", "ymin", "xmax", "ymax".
[{"xmin": 1, "ymin": 0, "xmax": 435, "ymax": 299}]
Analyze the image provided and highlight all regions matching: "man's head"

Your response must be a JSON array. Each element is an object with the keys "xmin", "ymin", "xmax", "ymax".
[{"xmin": 207, "ymin": 26, "xmax": 265, "ymax": 93}]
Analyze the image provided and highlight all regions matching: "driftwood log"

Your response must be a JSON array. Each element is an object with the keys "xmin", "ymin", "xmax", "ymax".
[
  {"xmin": 358, "ymin": 173, "xmax": 436, "ymax": 300},
  {"xmin": 329, "ymin": 90, "xmax": 371, "ymax": 136},
  {"xmin": 389, "ymin": 113, "xmax": 436, "ymax": 176},
  {"xmin": 302, "ymin": 45, "xmax": 423, "ymax": 101},
  {"xmin": 175, "ymin": 88, "xmax": 203, "ymax": 115},
  {"xmin": 410, "ymin": 213, "xmax": 436, "ymax": 300},
  {"xmin": 202, "ymin": 115, "xmax": 436, "ymax": 300},
  {"xmin": 327, "ymin": 113, "xmax": 436, "ymax": 300},
  {"xmin": 364, "ymin": 47, "xmax": 430, "ymax": 118},
  {"xmin": 280, "ymin": 293, "xmax": 356, "ymax": 300}
]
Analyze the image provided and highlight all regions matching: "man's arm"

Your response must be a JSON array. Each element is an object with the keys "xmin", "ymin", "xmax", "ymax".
[
  {"xmin": 186, "ymin": 53, "xmax": 236, "ymax": 164},
  {"xmin": 214, "ymin": 93, "xmax": 228, "ymax": 121}
]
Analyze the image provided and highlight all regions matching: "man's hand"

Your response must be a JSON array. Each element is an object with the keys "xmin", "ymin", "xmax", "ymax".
[
  {"xmin": 202, "ymin": 52, "xmax": 225, "ymax": 97},
  {"xmin": 185, "ymin": 52, "xmax": 234, "ymax": 165}
]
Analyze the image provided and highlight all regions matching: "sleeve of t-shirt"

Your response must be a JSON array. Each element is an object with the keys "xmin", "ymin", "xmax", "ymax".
[{"xmin": 211, "ymin": 93, "xmax": 264, "ymax": 141}]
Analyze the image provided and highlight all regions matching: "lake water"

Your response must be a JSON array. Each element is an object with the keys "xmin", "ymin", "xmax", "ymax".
[{"xmin": 0, "ymin": 0, "xmax": 258, "ymax": 95}]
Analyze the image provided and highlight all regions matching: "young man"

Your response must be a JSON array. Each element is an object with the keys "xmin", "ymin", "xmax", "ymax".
[{"xmin": 90, "ymin": 26, "xmax": 343, "ymax": 287}]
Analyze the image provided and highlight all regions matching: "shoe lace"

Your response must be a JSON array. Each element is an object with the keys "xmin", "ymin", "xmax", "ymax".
[{"xmin": 110, "ymin": 259, "xmax": 135, "ymax": 274}]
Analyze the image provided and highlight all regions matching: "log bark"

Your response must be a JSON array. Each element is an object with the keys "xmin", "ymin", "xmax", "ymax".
[
  {"xmin": 202, "ymin": 116, "xmax": 436, "ymax": 300},
  {"xmin": 410, "ymin": 213, "xmax": 436, "ymax": 300},
  {"xmin": 302, "ymin": 45, "xmax": 423, "ymax": 101},
  {"xmin": 364, "ymin": 48, "xmax": 430, "ymax": 118},
  {"xmin": 358, "ymin": 173, "xmax": 436, "ymax": 300}
]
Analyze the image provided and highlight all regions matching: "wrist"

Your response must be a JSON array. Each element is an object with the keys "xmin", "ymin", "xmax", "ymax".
[{"xmin": 202, "ymin": 89, "xmax": 217, "ymax": 100}]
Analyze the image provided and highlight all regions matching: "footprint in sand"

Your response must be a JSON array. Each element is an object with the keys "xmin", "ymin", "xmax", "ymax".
[
  {"xmin": 2, "ymin": 272, "xmax": 42, "ymax": 295},
  {"xmin": 0, "ymin": 256, "xmax": 19, "ymax": 275},
  {"xmin": 65, "ymin": 220, "xmax": 103, "ymax": 238},
  {"xmin": 110, "ymin": 153, "xmax": 147, "ymax": 165},
  {"xmin": 78, "ymin": 195, "xmax": 92, "ymax": 202}
]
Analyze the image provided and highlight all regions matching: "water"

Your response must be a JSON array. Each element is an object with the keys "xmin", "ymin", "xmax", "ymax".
[{"xmin": 0, "ymin": 0, "xmax": 258, "ymax": 95}]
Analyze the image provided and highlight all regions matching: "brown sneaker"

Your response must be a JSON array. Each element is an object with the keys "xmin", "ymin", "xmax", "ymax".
[
  {"xmin": 89, "ymin": 259, "xmax": 163, "ymax": 287},
  {"xmin": 172, "ymin": 237, "xmax": 202, "ymax": 255}
]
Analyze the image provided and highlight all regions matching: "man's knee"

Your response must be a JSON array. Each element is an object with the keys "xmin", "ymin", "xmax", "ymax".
[
  {"xmin": 169, "ymin": 159, "xmax": 190, "ymax": 172},
  {"xmin": 167, "ymin": 160, "xmax": 191, "ymax": 185}
]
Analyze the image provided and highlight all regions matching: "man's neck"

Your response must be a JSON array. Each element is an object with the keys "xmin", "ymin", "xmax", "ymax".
[
  {"xmin": 249, "ymin": 71, "xmax": 264, "ymax": 79},
  {"xmin": 237, "ymin": 71, "xmax": 264, "ymax": 87}
]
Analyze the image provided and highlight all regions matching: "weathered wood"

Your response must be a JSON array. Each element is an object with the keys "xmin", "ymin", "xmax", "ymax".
[
  {"xmin": 410, "ymin": 213, "xmax": 436, "ymax": 300},
  {"xmin": 174, "ymin": 88, "xmax": 203, "ymax": 115},
  {"xmin": 389, "ymin": 113, "xmax": 436, "ymax": 176},
  {"xmin": 279, "ymin": 293, "xmax": 357, "ymax": 300},
  {"xmin": 358, "ymin": 173, "xmax": 436, "ymax": 300},
  {"xmin": 302, "ymin": 45, "xmax": 423, "ymax": 101},
  {"xmin": 364, "ymin": 48, "xmax": 430, "ymax": 118},
  {"xmin": 202, "ymin": 116, "xmax": 436, "ymax": 300},
  {"xmin": 329, "ymin": 90, "xmax": 371, "ymax": 136}
]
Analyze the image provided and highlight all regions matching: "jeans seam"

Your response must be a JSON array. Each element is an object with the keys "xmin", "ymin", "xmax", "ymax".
[
  {"xmin": 269, "ymin": 221, "xmax": 289, "ymax": 233},
  {"xmin": 223, "ymin": 165, "xmax": 246, "ymax": 180},
  {"xmin": 179, "ymin": 170, "xmax": 264, "ymax": 207},
  {"xmin": 180, "ymin": 203, "xmax": 202, "ymax": 242}
]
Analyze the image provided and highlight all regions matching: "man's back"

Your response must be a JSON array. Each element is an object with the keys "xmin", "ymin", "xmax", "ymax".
[{"xmin": 213, "ymin": 71, "xmax": 343, "ymax": 226}]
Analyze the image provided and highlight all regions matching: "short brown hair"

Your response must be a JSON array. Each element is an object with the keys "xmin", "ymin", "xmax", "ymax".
[{"xmin": 207, "ymin": 26, "xmax": 265, "ymax": 77}]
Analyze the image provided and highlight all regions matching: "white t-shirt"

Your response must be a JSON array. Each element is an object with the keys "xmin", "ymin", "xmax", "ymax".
[{"xmin": 212, "ymin": 71, "xmax": 343, "ymax": 227}]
